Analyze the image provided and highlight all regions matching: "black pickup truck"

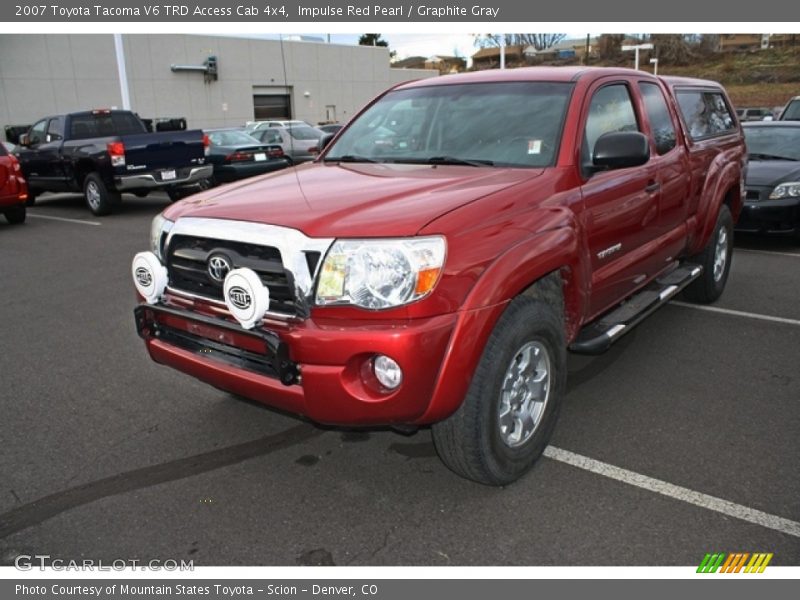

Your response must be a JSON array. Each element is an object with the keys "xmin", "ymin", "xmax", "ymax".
[{"xmin": 16, "ymin": 110, "xmax": 212, "ymax": 215}]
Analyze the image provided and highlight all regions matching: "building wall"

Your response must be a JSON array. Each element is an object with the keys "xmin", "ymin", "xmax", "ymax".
[{"xmin": 0, "ymin": 34, "xmax": 436, "ymax": 136}]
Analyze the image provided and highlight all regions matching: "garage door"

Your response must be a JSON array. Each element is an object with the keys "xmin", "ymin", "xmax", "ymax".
[{"xmin": 253, "ymin": 94, "xmax": 291, "ymax": 120}]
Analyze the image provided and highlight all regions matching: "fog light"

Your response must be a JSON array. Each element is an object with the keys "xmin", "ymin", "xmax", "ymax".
[
  {"xmin": 131, "ymin": 251, "xmax": 168, "ymax": 304},
  {"xmin": 373, "ymin": 355, "xmax": 402, "ymax": 390},
  {"xmin": 223, "ymin": 268, "xmax": 270, "ymax": 329}
]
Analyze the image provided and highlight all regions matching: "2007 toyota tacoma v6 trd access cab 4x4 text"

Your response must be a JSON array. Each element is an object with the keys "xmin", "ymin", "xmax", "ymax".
[{"xmin": 131, "ymin": 67, "xmax": 746, "ymax": 485}]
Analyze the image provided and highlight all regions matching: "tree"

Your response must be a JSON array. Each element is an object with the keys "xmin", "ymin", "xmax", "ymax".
[
  {"xmin": 651, "ymin": 34, "xmax": 693, "ymax": 65},
  {"xmin": 474, "ymin": 34, "xmax": 567, "ymax": 51},
  {"xmin": 358, "ymin": 33, "xmax": 388, "ymax": 47},
  {"xmin": 358, "ymin": 33, "xmax": 395, "ymax": 59},
  {"xmin": 596, "ymin": 34, "xmax": 625, "ymax": 59}
]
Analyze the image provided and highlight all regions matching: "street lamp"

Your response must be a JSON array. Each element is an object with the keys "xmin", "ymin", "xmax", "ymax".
[
  {"xmin": 650, "ymin": 57, "xmax": 659, "ymax": 76},
  {"xmin": 622, "ymin": 43, "xmax": 654, "ymax": 70}
]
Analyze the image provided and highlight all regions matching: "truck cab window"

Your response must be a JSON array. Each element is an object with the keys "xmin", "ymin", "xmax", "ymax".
[
  {"xmin": 584, "ymin": 84, "xmax": 640, "ymax": 161},
  {"xmin": 638, "ymin": 82, "xmax": 677, "ymax": 155},
  {"xmin": 28, "ymin": 120, "xmax": 47, "ymax": 145}
]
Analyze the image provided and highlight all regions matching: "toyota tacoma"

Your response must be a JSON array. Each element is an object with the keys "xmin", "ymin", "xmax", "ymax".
[{"xmin": 132, "ymin": 68, "xmax": 746, "ymax": 485}]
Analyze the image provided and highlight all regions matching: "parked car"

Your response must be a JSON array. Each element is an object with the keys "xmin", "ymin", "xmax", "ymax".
[
  {"xmin": 0, "ymin": 140, "xmax": 28, "ymax": 225},
  {"xmin": 735, "ymin": 107, "xmax": 772, "ymax": 121},
  {"xmin": 737, "ymin": 121, "xmax": 800, "ymax": 239},
  {"xmin": 131, "ymin": 67, "xmax": 745, "ymax": 485},
  {"xmin": 248, "ymin": 124, "xmax": 324, "ymax": 164},
  {"xmin": 15, "ymin": 109, "xmax": 212, "ymax": 215},
  {"xmin": 244, "ymin": 119, "xmax": 310, "ymax": 132},
  {"xmin": 318, "ymin": 123, "xmax": 344, "ymax": 135},
  {"xmin": 204, "ymin": 129, "xmax": 290, "ymax": 184},
  {"xmin": 778, "ymin": 96, "xmax": 800, "ymax": 121}
]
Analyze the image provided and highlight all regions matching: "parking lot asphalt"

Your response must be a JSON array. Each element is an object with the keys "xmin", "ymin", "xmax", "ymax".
[{"xmin": 1, "ymin": 192, "xmax": 798, "ymax": 566}]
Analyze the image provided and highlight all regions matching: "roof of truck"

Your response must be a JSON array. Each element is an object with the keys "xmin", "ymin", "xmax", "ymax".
[{"xmin": 396, "ymin": 66, "xmax": 662, "ymax": 89}]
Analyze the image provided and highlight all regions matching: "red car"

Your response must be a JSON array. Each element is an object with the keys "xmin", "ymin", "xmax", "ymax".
[
  {"xmin": 132, "ymin": 67, "xmax": 745, "ymax": 485},
  {"xmin": 0, "ymin": 142, "xmax": 28, "ymax": 224}
]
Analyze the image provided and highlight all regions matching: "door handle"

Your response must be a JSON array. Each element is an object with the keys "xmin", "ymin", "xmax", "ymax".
[{"xmin": 645, "ymin": 181, "xmax": 660, "ymax": 193}]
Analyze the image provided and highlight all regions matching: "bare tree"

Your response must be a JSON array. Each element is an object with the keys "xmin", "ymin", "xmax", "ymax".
[
  {"xmin": 651, "ymin": 34, "xmax": 693, "ymax": 65},
  {"xmin": 474, "ymin": 34, "xmax": 567, "ymax": 50},
  {"xmin": 596, "ymin": 34, "xmax": 625, "ymax": 59}
]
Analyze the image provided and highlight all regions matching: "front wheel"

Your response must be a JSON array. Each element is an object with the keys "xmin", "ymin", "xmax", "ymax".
[
  {"xmin": 432, "ymin": 293, "xmax": 566, "ymax": 486},
  {"xmin": 683, "ymin": 204, "xmax": 733, "ymax": 304},
  {"xmin": 83, "ymin": 173, "xmax": 120, "ymax": 216}
]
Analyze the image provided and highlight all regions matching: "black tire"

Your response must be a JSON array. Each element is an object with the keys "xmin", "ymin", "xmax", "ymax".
[
  {"xmin": 432, "ymin": 287, "xmax": 566, "ymax": 486},
  {"xmin": 4, "ymin": 204, "xmax": 26, "ymax": 224},
  {"xmin": 25, "ymin": 190, "xmax": 37, "ymax": 206},
  {"xmin": 83, "ymin": 173, "xmax": 119, "ymax": 216},
  {"xmin": 166, "ymin": 187, "xmax": 189, "ymax": 202},
  {"xmin": 683, "ymin": 205, "xmax": 734, "ymax": 304}
]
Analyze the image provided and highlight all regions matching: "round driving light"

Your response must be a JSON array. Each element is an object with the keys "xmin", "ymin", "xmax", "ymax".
[
  {"xmin": 373, "ymin": 355, "xmax": 403, "ymax": 390},
  {"xmin": 131, "ymin": 251, "xmax": 168, "ymax": 304},
  {"xmin": 223, "ymin": 268, "xmax": 270, "ymax": 329}
]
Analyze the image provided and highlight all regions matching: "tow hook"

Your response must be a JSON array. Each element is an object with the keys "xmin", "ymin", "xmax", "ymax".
[{"xmin": 274, "ymin": 343, "xmax": 300, "ymax": 386}]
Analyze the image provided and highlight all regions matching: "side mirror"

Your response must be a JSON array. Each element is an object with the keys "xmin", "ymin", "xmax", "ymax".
[
  {"xmin": 18, "ymin": 133, "xmax": 29, "ymax": 147},
  {"xmin": 319, "ymin": 133, "xmax": 335, "ymax": 152},
  {"xmin": 592, "ymin": 131, "xmax": 650, "ymax": 171}
]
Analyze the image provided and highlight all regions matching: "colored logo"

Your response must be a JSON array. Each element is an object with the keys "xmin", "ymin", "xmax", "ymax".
[{"xmin": 697, "ymin": 552, "xmax": 773, "ymax": 573}]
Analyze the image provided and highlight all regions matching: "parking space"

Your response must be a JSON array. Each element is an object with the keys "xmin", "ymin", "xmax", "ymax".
[{"xmin": 0, "ymin": 195, "xmax": 798, "ymax": 566}]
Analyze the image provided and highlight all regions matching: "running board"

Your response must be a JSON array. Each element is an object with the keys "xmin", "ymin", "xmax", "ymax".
[{"xmin": 569, "ymin": 264, "xmax": 703, "ymax": 355}]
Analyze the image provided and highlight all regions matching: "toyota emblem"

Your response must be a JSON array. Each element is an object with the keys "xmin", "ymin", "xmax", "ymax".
[{"xmin": 207, "ymin": 254, "xmax": 232, "ymax": 283}]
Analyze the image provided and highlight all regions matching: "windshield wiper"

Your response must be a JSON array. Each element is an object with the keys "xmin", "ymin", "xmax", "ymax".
[
  {"xmin": 325, "ymin": 154, "xmax": 381, "ymax": 163},
  {"xmin": 425, "ymin": 156, "xmax": 495, "ymax": 167},
  {"xmin": 748, "ymin": 153, "xmax": 798, "ymax": 161}
]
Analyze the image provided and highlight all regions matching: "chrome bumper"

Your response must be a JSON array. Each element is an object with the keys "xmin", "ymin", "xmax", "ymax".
[{"xmin": 115, "ymin": 165, "xmax": 213, "ymax": 191}]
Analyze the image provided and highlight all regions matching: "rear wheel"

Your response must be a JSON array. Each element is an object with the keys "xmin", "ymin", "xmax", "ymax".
[
  {"xmin": 432, "ymin": 290, "xmax": 566, "ymax": 486},
  {"xmin": 4, "ymin": 204, "xmax": 26, "ymax": 224},
  {"xmin": 83, "ymin": 173, "xmax": 119, "ymax": 216},
  {"xmin": 683, "ymin": 205, "xmax": 733, "ymax": 304}
]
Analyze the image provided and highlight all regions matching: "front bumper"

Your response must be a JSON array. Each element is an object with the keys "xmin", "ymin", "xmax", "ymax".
[
  {"xmin": 134, "ymin": 301, "xmax": 464, "ymax": 426},
  {"xmin": 115, "ymin": 165, "xmax": 213, "ymax": 191},
  {"xmin": 736, "ymin": 196, "xmax": 800, "ymax": 235}
]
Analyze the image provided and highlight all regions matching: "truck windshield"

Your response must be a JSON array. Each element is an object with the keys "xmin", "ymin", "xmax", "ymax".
[
  {"xmin": 325, "ymin": 81, "xmax": 573, "ymax": 168},
  {"xmin": 69, "ymin": 113, "xmax": 146, "ymax": 139}
]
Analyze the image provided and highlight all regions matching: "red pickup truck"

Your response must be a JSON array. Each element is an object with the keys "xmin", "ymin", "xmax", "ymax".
[{"xmin": 132, "ymin": 67, "xmax": 745, "ymax": 485}]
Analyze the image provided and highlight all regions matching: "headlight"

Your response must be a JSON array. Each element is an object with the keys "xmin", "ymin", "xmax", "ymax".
[
  {"xmin": 316, "ymin": 236, "xmax": 446, "ymax": 309},
  {"xmin": 150, "ymin": 214, "xmax": 174, "ymax": 260},
  {"xmin": 769, "ymin": 182, "xmax": 800, "ymax": 200}
]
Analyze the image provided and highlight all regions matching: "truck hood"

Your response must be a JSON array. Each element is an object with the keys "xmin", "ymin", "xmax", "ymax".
[
  {"xmin": 164, "ymin": 162, "xmax": 543, "ymax": 237},
  {"xmin": 746, "ymin": 160, "xmax": 800, "ymax": 187}
]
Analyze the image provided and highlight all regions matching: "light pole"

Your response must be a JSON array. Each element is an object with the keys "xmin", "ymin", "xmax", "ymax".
[
  {"xmin": 622, "ymin": 43, "xmax": 654, "ymax": 70},
  {"xmin": 650, "ymin": 57, "xmax": 659, "ymax": 76}
]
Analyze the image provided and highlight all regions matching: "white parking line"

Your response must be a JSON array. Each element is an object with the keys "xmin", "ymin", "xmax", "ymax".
[
  {"xmin": 543, "ymin": 446, "xmax": 800, "ymax": 539},
  {"xmin": 736, "ymin": 248, "xmax": 800, "ymax": 259},
  {"xmin": 670, "ymin": 301, "xmax": 800, "ymax": 327},
  {"xmin": 27, "ymin": 213, "xmax": 101, "ymax": 226}
]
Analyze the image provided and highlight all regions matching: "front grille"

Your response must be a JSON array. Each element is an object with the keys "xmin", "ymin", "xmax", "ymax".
[{"xmin": 166, "ymin": 234, "xmax": 298, "ymax": 316}]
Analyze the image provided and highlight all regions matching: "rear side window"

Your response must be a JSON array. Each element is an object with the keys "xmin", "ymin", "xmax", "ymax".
[
  {"xmin": 638, "ymin": 83, "xmax": 677, "ymax": 155},
  {"xmin": 675, "ymin": 90, "xmax": 736, "ymax": 140},
  {"xmin": 782, "ymin": 100, "xmax": 800, "ymax": 120},
  {"xmin": 584, "ymin": 84, "xmax": 640, "ymax": 159},
  {"xmin": 69, "ymin": 113, "xmax": 146, "ymax": 139}
]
